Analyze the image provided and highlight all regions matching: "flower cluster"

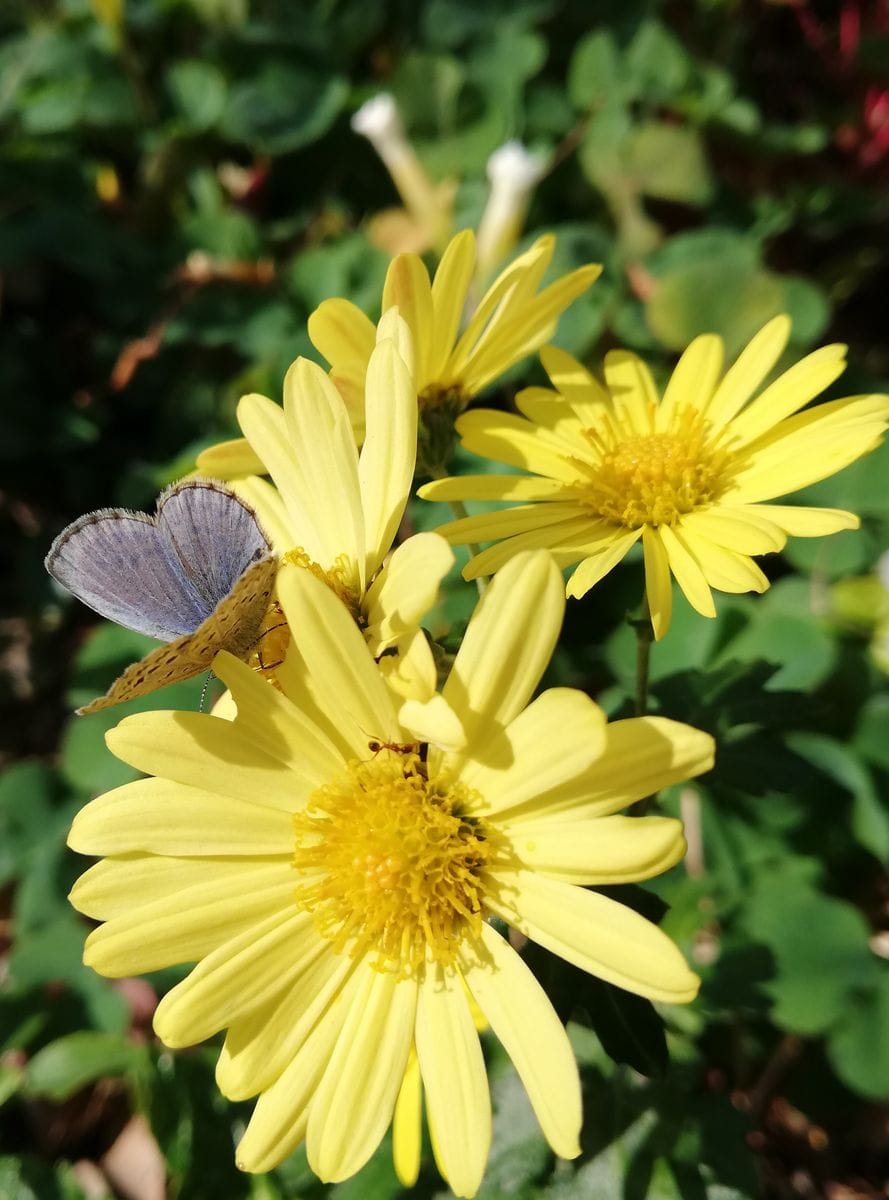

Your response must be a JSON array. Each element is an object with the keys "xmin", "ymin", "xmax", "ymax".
[{"xmin": 57, "ymin": 220, "xmax": 889, "ymax": 1197}]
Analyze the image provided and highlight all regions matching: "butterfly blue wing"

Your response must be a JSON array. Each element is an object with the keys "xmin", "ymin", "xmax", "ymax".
[
  {"xmin": 45, "ymin": 509, "xmax": 212, "ymax": 641},
  {"xmin": 156, "ymin": 481, "xmax": 270, "ymax": 611}
]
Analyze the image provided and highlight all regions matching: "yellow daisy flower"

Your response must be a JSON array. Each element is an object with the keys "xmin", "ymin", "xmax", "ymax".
[
  {"xmin": 308, "ymin": 228, "xmax": 601, "ymax": 467},
  {"xmin": 206, "ymin": 312, "xmax": 454, "ymax": 681},
  {"xmin": 67, "ymin": 551, "xmax": 713, "ymax": 1196},
  {"xmin": 421, "ymin": 317, "xmax": 889, "ymax": 638}
]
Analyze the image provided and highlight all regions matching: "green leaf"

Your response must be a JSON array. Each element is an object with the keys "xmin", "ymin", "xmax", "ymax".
[
  {"xmin": 646, "ymin": 258, "xmax": 784, "ymax": 358},
  {"xmin": 581, "ymin": 978, "xmax": 669, "ymax": 1077},
  {"xmin": 623, "ymin": 20, "xmax": 691, "ymax": 103},
  {"xmin": 742, "ymin": 876, "xmax": 877, "ymax": 1035},
  {"xmin": 627, "ymin": 121, "xmax": 713, "ymax": 205},
  {"xmin": 0, "ymin": 761, "xmax": 59, "ymax": 886},
  {"xmin": 25, "ymin": 1031, "xmax": 145, "ymax": 1101},
  {"xmin": 826, "ymin": 971, "xmax": 889, "ymax": 1100},
  {"xmin": 167, "ymin": 60, "xmax": 228, "ymax": 131},
  {"xmin": 853, "ymin": 694, "xmax": 889, "ymax": 772},
  {"xmin": 223, "ymin": 62, "xmax": 348, "ymax": 154},
  {"xmin": 716, "ymin": 579, "xmax": 836, "ymax": 692},
  {"xmin": 788, "ymin": 733, "xmax": 889, "ymax": 865},
  {"xmin": 568, "ymin": 29, "xmax": 623, "ymax": 109}
]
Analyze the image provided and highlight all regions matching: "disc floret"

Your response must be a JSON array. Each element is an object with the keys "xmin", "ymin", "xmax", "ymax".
[
  {"xmin": 581, "ymin": 408, "xmax": 735, "ymax": 528},
  {"xmin": 292, "ymin": 752, "xmax": 492, "ymax": 975}
]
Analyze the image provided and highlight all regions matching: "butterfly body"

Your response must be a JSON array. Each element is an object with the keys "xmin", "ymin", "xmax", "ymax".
[{"xmin": 46, "ymin": 480, "xmax": 276, "ymax": 714}]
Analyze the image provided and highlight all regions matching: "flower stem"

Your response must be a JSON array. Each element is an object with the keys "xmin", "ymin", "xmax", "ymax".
[
  {"xmin": 631, "ymin": 593, "xmax": 654, "ymax": 816},
  {"xmin": 634, "ymin": 593, "xmax": 653, "ymax": 717}
]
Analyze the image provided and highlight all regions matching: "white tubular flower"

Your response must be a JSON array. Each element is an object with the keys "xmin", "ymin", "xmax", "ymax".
[
  {"xmin": 475, "ymin": 141, "xmax": 547, "ymax": 285},
  {"xmin": 351, "ymin": 93, "xmax": 448, "ymax": 246}
]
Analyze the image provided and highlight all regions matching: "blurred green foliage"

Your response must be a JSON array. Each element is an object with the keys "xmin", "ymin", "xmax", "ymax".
[{"xmin": 2, "ymin": 0, "xmax": 889, "ymax": 1196}]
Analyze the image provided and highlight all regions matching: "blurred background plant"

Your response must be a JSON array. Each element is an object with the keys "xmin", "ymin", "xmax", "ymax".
[{"xmin": 2, "ymin": 0, "xmax": 889, "ymax": 1197}]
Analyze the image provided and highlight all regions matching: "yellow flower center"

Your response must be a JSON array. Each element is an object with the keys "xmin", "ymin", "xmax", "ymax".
[
  {"xmin": 283, "ymin": 548, "xmax": 364, "ymax": 625},
  {"xmin": 581, "ymin": 409, "xmax": 734, "ymax": 528},
  {"xmin": 292, "ymin": 752, "xmax": 492, "ymax": 975}
]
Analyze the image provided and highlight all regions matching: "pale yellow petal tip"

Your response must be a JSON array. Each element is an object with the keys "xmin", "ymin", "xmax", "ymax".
[
  {"xmin": 399, "ymin": 696, "xmax": 466, "ymax": 751},
  {"xmin": 576, "ymin": 262, "xmax": 603, "ymax": 285}
]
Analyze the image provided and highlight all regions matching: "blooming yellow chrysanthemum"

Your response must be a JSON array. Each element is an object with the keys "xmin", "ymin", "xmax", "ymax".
[
  {"xmin": 308, "ymin": 229, "xmax": 601, "ymax": 465},
  {"xmin": 202, "ymin": 313, "xmax": 454, "ymax": 683},
  {"xmin": 67, "ymin": 551, "xmax": 713, "ymax": 1196},
  {"xmin": 421, "ymin": 317, "xmax": 889, "ymax": 638}
]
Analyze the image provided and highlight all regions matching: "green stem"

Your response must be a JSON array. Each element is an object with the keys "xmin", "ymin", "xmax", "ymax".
[
  {"xmin": 634, "ymin": 592, "xmax": 653, "ymax": 718},
  {"xmin": 428, "ymin": 467, "xmax": 487, "ymax": 597},
  {"xmin": 631, "ymin": 592, "xmax": 654, "ymax": 815}
]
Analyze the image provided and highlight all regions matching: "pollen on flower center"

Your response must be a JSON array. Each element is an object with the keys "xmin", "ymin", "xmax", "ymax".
[
  {"xmin": 283, "ymin": 547, "xmax": 365, "ymax": 625},
  {"xmin": 292, "ymin": 752, "xmax": 491, "ymax": 975},
  {"xmin": 581, "ymin": 409, "xmax": 734, "ymax": 528}
]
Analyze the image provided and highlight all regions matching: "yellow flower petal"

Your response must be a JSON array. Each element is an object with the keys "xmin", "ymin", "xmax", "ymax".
[
  {"xmin": 704, "ymin": 314, "xmax": 791, "ymax": 426},
  {"xmin": 213, "ymin": 650, "xmax": 345, "ymax": 786},
  {"xmin": 307, "ymin": 297, "xmax": 376, "ymax": 387},
  {"xmin": 277, "ymin": 565, "xmax": 400, "ymax": 754},
  {"xmin": 603, "ymin": 349, "xmax": 658, "ymax": 433},
  {"xmin": 438, "ymin": 501, "xmax": 588, "ymax": 547},
  {"xmin": 378, "ymin": 628, "xmax": 438, "ymax": 703},
  {"xmin": 729, "ymin": 343, "xmax": 848, "ymax": 445},
  {"xmin": 283, "ymin": 358, "xmax": 366, "ymax": 587},
  {"xmin": 455, "ymin": 409, "xmax": 588, "ymax": 483},
  {"xmin": 428, "ymin": 229, "xmax": 475, "ymax": 381},
  {"xmin": 68, "ymin": 777, "xmax": 294, "ymax": 857},
  {"xmin": 658, "ymin": 525, "xmax": 717, "ymax": 617},
  {"xmin": 513, "ymin": 387, "xmax": 592, "ymax": 450},
  {"xmin": 463, "ymin": 518, "xmax": 595, "ymax": 581},
  {"xmin": 460, "ymin": 923, "xmax": 580, "ymax": 1160},
  {"xmin": 416, "ymin": 963, "xmax": 491, "ymax": 1200},
  {"xmin": 565, "ymin": 527, "xmax": 642, "ymax": 600},
  {"xmin": 678, "ymin": 528, "xmax": 768, "ymax": 594},
  {"xmin": 680, "ymin": 508, "xmax": 786, "ymax": 555},
  {"xmin": 196, "ymin": 437, "xmax": 267, "ymax": 481},
  {"xmin": 307, "ymin": 965, "xmax": 416, "ymax": 1183},
  {"xmin": 105, "ymin": 711, "xmax": 302, "ymax": 810},
  {"xmin": 539, "ymin": 343, "xmax": 610, "ymax": 419},
  {"xmin": 440, "ymin": 550, "xmax": 564, "ymax": 770},
  {"xmin": 154, "ymin": 909, "xmax": 316, "ymax": 1047},
  {"xmin": 464, "ymin": 264, "xmax": 601, "ymax": 395},
  {"xmin": 364, "ymin": 532, "xmax": 454, "ymax": 650},
  {"xmin": 447, "ymin": 236, "xmax": 553, "ymax": 380},
  {"xmin": 657, "ymin": 334, "xmax": 723, "ymax": 430},
  {"xmin": 383, "ymin": 252, "xmax": 434, "ymax": 387},
  {"xmin": 82, "ymin": 864, "xmax": 296, "ymax": 976},
  {"xmin": 642, "ymin": 526, "xmax": 673, "ymax": 639},
  {"xmin": 237, "ymin": 392, "xmax": 331, "ymax": 562},
  {"xmin": 419, "ymin": 473, "xmax": 569, "ymax": 503},
  {"xmin": 235, "ymin": 969, "xmax": 358, "ymax": 1172},
  {"xmin": 456, "ymin": 688, "xmax": 606, "ymax": 817},
  {"xmin": 70, "ymin": 854, "xmax": 267, "ymax": 921},
  {"xmin": 229, "ymin": 475, "xmax": 294, "ymax": 553},
  {"xmin": 745, "ymin": 504, "xmax": 859, "ymax": 536},
  {"xmin": 729, "ymin": 394, "xmax": 889, "ymax": 501},
  {"xmin": 219, "ymin": 952, "xmax": 356, "ymax": 1101},
  {"xmin": 392, "ymin": 1047, "xmax": 423, "ymax": 1188},
  {"xmin": 359, "ymin": 338, "xmax": 417, "ymax": 578},
  {"xmin": 399, "ymin": 694, "xmax": 466, "ymax": 751},
  {"xmin": 506, "ymin": 716, "xmax": 714, "ymax": 821},
  {"xmin": 504, "ymin": 814, "xmax": 686, "ymax": 884},
  {"xmin": 490, "ymin": 869, "xmax": 700, "ymax": 1003}
]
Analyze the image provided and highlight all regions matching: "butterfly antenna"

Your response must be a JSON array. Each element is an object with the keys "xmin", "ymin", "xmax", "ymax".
[{"xmin": 199, "ymin": 672, "xmax": 213, "ymax": 713}]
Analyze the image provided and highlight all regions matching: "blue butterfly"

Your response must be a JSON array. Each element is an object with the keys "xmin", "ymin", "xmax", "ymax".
[{"xmin": 46, "ymin": 480, "xmax": 276, "ymax": 714}]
